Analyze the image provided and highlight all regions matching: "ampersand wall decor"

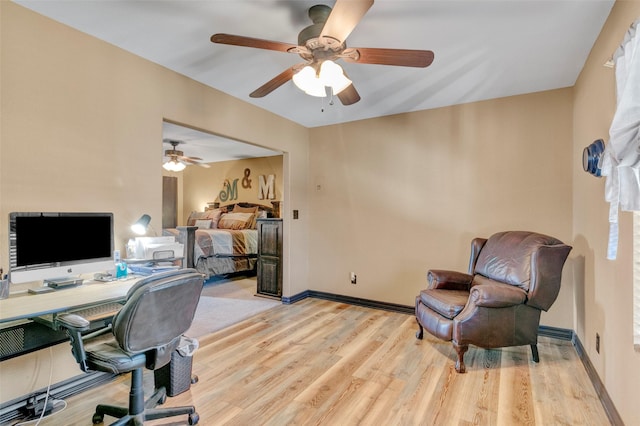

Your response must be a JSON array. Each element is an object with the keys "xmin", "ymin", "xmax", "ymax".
[{"xmin": 242, "ymin": 168, "xmax": 252, "ymax": 188}]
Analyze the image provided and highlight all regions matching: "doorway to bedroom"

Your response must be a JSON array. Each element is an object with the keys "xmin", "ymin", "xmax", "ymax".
[{"xmin": 160, "ymin": 121, "xmax": 284, "ymax": 321}]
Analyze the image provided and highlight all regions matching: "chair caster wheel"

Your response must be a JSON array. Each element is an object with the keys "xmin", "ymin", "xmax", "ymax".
[
  {"xmin": 158, "ymin": 394, "xmax": 167, "ymax": 405},
  {"xmin": 191, "ymin": 374, "xmax": 199, "ymax": 384},
  {"xmin": 189, "ymin": 412, "xmax": 200, "ymax": 425},
  {"xmin": 92, "ymin": 412, "xmax": 104, "ymax": 424}
]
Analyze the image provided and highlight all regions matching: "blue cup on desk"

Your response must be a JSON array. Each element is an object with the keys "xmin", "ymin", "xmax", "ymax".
[{"xmin": 115, "ymin": 262, "xmax": 128, "ymax": 279}]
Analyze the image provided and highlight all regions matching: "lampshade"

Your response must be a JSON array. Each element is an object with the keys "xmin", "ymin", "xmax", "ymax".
[
  {"xmin": 292, "ymin": 65, "xmax": 326, "ymax": 97},
  {"xmin": 319, "ymin": 60, "xmax": 352, "ymax": 94},
  {"xmin": 131, "ymin": 214, "xmax": 151, "ymax": 235},
  {"xmin": 292, "ymin": 60, "xmax": 351, "ymax": 97},
  {"xmin": 162, "ymin": 159, "xmax": 186, "ymax": 172}
]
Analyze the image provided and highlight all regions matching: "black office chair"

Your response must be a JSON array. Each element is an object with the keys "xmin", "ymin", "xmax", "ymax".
[{"xmin": 57, "ymin": 269, "xmax": 204, "ymax": 425}]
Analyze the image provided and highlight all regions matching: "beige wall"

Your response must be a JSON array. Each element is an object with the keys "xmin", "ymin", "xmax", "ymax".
[
  {"xmin": 572, "ymin": 1, "xmax": 640, "ymax": 424},
  {"xmin": 3, "ymin": 0, "xmax": 640, "ymax": 423},
  {"xmin": 179, "ymin": 155, "xmax": 283, "ymax": 220},
  {"xmin": 0, "ymin": 2, "xmax": 308, "ymax": 402},
  {"xmin": 308, "ymin": 89, "xmax": 574, "ymax": 324}
]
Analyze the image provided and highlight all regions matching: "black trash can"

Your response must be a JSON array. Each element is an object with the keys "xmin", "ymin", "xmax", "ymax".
[{"xmin": 154, "ymin": 335, "xmax": 199, "ymax": 397}]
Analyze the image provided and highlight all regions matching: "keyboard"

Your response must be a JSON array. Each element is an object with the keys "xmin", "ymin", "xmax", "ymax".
[
  {"xmin": 37, "ymin": 301, "xmax": 124, "ymax": 329},
  {"xmin": 69, "ymin": 302, "xmax": 123, "ymax": 322}
]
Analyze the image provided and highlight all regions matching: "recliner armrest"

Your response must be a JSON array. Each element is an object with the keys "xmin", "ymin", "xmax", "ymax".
[
  {"xmin": 469, "ymin": 282, "xmax": 527, "ymax": 308},
  {"xmin": 427, "ymin": 270, "xmax": 473, "ymax": 291}
]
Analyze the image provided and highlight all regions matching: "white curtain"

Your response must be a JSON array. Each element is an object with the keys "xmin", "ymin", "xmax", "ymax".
[{"xmin": 600, "ymin": 19, "xmax": 640, "ymax": 260}]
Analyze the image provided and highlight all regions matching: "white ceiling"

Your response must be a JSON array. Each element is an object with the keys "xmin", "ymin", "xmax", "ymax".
[
  {"xmin": 162, "ymin": 122, "xmax": 281, "ymax": 164},
  {"xmin": 14, "ymin": 0, "xmax": 615, "ymax": 158}
]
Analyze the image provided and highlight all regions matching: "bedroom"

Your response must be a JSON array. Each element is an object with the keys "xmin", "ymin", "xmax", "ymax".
[
  {"xmin": 1, "ymin": 1, "xmax": 640, "ymax": 424},
  {"xmin": 161, "ymin": 121, "xmax": 284, "ymax": 279}
]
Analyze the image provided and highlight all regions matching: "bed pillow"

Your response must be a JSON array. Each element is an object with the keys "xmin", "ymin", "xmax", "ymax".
[
  {"xmin": 186, "ymin": 211, "xmax": 209, "ymax": 226},
  {"xmin": 217, "ymin": 212, "xmax": 255, "ymax": 230},
  {"xmin": 204, "ymin": 208, "xmax": 223, "ymax": 229},
  {"xmin": 194, "ymin": 219, "xmax": 212, "ymax": 229},
  {"xmin": 232, "ymin": 205, "xmax": 260, "ymax": 228},
  {"xmin": 232, "ymin": 204, "xmax": 259, "ymax": 214}
]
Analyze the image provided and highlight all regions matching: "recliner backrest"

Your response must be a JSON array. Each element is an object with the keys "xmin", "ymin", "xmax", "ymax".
[
  {"xmin": 473, "ymin": 231, "xmax": 565, "ymax": 292},
  {"xmin": 112, "ymin": 269, "xmax": 204, "ymax": 354}
]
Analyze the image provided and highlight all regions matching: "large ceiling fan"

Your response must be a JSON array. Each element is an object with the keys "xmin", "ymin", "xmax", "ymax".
[
  {"xmin": 210, "ymin": 0, "xmax": 434, "ymax": 105},
  {"xmin": 163, "ymin": 140, "xmax": 210, "ymax": 172}
]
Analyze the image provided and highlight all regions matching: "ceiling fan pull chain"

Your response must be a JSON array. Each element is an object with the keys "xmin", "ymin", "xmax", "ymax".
[{"xmin": 320, "ymin": 87, "xmax": 334, "ymax": 113}]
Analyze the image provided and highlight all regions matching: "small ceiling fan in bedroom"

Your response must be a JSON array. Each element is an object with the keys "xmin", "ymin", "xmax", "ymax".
[
  {"xmin": 162, "ymin": 139, "xmax": 210, "ymax": 172},
  {"xmin": 210, "ymin": 0, "xmax": 434, "ymax": 105}
]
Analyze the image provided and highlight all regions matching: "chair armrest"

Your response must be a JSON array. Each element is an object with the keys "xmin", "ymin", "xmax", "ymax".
[
  {"xmin": 469, "ymin": 282, "xmax": 527, "ymax": 308},
  {"xmin": 427, "ymin": 270, "xmax": 473, "ymax": 291},
  {"xmin": 57, "ymin": 314, "xmax": 91, "ymax": 372},
  {"xmin": 57, "ymin": 313, "xmax": 90, "ymax": 331}
]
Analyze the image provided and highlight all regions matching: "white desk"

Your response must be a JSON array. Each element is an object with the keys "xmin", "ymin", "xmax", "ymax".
[
  {"xmin": 0, "ymin": 277, "xmax": 141, "ymax": 324},
  {"xmin": 0, "ymin": 277, "xmax": 143, "ymax": 360}
]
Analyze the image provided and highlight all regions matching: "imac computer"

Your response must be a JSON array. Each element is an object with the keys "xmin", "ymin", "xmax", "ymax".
[{"xmin": 8, "ymin": 212, "xmax": 114, "ymax": 284}]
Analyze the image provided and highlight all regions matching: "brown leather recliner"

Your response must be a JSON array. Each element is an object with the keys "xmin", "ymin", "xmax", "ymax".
[{"xmin": 415, "ymin": 231, "xmax": 572, "ymax": 373}]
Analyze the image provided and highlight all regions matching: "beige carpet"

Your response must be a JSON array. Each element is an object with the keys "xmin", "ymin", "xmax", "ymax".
[{"xmin": 186, "ymin": 276, "xmax": 280, "ymax": 339}]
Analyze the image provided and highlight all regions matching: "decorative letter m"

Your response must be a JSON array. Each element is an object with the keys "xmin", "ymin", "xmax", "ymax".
[
  {"xmin": 258, "ymin": 175, "xmax": 276, "ymax": 200},
  {"xmin": 219, "ymin": 178, "xmax": 239, "ymax": 202}
]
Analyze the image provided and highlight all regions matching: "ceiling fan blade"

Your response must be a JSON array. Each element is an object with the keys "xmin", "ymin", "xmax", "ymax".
[
  {"xmin": 344, "ymin": 47, "xmax": 434, "ymax": 68},
  {"xmin": 337, "ymin": 83, "xmax": 360, "ymax": 106},
  {"xmin": 211, "ymin": 33, "xmax": 298, "ymax": 53},
  {"xmin": 320, "ymin": 0, "xmax": 373, "ymax": 46},
  {"xmin": 182, "ymin": 157, "xmax": 210, "ymax": 168},
  {"xmin": 179, "ymin": 155, "xmax": 203, "ymax": 161},
  {"xmin": 249, "ymin": 66, "xmax": 297, "ymax": 98}
]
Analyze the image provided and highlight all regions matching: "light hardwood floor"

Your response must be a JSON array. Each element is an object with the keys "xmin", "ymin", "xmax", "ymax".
[{"xmin": 38, "ymin": 298, "xmax": 610, "ymax": 425}]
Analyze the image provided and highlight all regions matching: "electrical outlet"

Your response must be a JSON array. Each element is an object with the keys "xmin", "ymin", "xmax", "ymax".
[
  {"xmin": 596, "ymin": 333, "xmax": 600, "ymax": 353},
  {"xmin": 350, "ymin": 272, "xmax": 357, "ymax": 284}
]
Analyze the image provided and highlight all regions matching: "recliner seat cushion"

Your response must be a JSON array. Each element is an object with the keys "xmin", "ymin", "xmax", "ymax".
[{"xmin": 419, "ymin": 289, "xmax": 469, "ymax": 320}]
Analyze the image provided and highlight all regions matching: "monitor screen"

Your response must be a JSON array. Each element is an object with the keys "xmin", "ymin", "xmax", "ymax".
[{"xmin": 9, "ymin": 212, "xmax": 114, "ymax": 284}]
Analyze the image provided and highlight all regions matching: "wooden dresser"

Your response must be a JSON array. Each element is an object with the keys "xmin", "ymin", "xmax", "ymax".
[{"xmin": 256, "ymin": 218, "xmax": 283, "ymax": 299}]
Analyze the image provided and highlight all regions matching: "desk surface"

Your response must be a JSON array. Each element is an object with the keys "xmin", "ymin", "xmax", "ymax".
[{"xmin": 0, "ymin": 277, "xmax": 142, "ymax": 324}]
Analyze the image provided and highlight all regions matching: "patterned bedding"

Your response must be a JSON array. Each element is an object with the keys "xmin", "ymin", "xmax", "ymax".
[
  {"xmin": 163, "ymin": 228, "xmax": 258, "ymax": 278},
  {"xmin": 192, "ymin": 228, "xmax": 258, "ymax": 259},
  {"xmin": 164, "ymin": 203, "xmax": 276, "ymax": 278}
]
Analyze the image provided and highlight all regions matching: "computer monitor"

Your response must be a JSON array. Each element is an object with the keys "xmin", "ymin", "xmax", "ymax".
[{"xmin": 8, "ymin": 212, "xmax": 114, "ymax": 284}]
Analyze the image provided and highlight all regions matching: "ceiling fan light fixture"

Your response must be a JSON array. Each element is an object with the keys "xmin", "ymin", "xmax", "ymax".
[
  {"xmin": 293, "ymin": 60, "xmax": 352, "ymax": 98},
  {"xmin": 163, "ymin": 159, "xmax": 186, "ymax": 172},
  {"xmin": 292, "ymin": 65, "xmax": 326, "ymax": 97},
  {"xmin": 319, "ymin": 60, "xmax": 351, "ymax": 95}
]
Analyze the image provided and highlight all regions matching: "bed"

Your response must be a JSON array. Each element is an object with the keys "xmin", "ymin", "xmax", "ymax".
[{"xmin": 163, "ymin": 202, "xmax": 277, "ymax": 279}]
